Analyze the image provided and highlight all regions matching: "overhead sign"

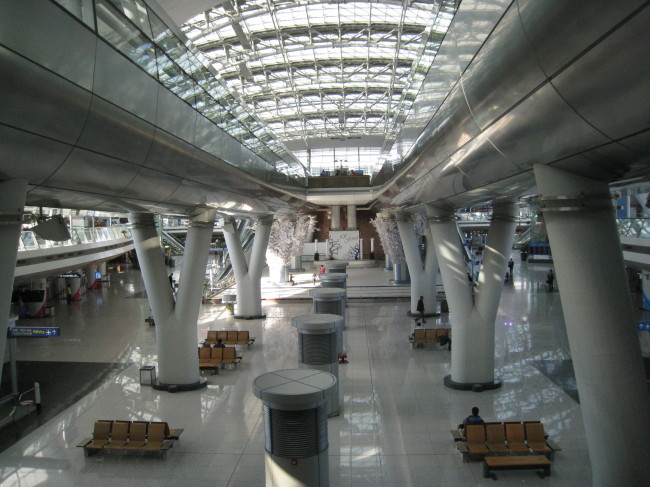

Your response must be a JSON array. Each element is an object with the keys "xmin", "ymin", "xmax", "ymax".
[
  {"xmin": 58, "ymin": 272, "xmax": 81, "ymax": 278},
  {"xmin": 8, "ymin": 327, "xmax": 60, "ymax": 338}
]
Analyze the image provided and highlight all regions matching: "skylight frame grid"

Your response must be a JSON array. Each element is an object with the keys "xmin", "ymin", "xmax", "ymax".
[{"xmin": 183, "ymin": 0, "xmax": 457, "ymax": 152}]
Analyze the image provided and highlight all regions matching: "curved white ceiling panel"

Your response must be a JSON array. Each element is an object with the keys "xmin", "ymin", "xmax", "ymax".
[
  {"xmin": 517, "ymin": 0, "xmax": 648, "ymax": 78},
  {"xmin": 93, "ymin": 41, "xmax": 160, "ymax": 123},
  {"xmin": 0, "ymin": 127, "xmax": 72, "ymax": 185},
  {"xmin": 460, "ymin": 4, "xmax": 547, "ymax": 131},
  {"xmin": 0, "ymin": 46, "xmax": 92, "ymax": 146},
  {"xmin": 550, "ymin": 6, "xmax": 650, "ymax": 142},
  {"xmin": 43, "ymin": 148, "xmax": 142, "ymax": 195},
  {"xmin": 0, "ymin": 1, "xmax": 96, "ymax": 91},
  {"xmin": 78, "ymin": 96, "xmax": 156, "ymax": 165}
]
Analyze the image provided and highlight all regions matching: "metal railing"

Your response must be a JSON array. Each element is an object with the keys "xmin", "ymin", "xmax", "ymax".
[
  {"xmin": 617, "ymin": 218, "xmax": 650, "ymax": 239},
  {"xmin": 18, "ymin": 225, "xmax": 131, "ymax": 252}
]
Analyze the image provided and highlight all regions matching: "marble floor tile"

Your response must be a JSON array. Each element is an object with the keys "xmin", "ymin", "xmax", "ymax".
[{"xmin": 0, "ymin": 260, "xmax": 609, "ymax": 485}]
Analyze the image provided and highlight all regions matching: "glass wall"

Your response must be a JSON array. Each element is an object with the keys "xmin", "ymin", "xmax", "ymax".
[{"xmin": 52, "ymin": 0, "xmax": 306, "ymax": 184}]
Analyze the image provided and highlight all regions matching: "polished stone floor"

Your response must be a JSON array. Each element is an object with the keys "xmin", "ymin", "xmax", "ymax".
[{"xmin": 1, "ymin": 258, "xmax": 647, "ymax": 486}]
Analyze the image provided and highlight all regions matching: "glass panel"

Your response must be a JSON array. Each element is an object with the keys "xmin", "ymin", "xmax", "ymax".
[
  {"xmin": 53, "ymin": 0, "xmax": 96, "ymax": 29},
  {"xmin": 107, "ymin": 0, "xmax": 152, "ymax": 37},
  {"xmin": 95, "ymin": 0, "xmax": 157, "ymax": 77},
  {"xmin": 21, "ymin": 232, "xmax": 37, "ymax": 250}
]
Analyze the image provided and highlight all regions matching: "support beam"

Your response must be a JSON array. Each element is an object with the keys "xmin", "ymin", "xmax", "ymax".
[
  {"xmin": 0, "ymin": 179, "xmax": 28, "ymax": 384},
  {"xmin": 396, "ymin": 213, "xmax": 438, "ymax": 318},
  {"xmin": 427, "ymin": 202, "xmax": 516, "ymax": 389},
  {"xmin": 129, "ymin": 209, "xmax": 216, "ymax": 391},
  {"xmin": 223, "ymin": 216, "xmax": 272, "ymax": 319},
  {"xmin": 346, "ymin": 204, "xmax": 356, "ymax": 229},
  {"xmin": 534, "ymin": 164, "xmax": 650, "ymax": 487},
  {"xmin": 331, "ymin": 205, "xmax": 341, "ymax": 230}
]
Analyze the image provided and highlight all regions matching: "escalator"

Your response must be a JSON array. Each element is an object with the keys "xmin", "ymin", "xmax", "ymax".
[
  {"xmin": 204, "ymin": 220, "xmax": 256, "ymax": 298},
  {"xmin": 161, "ymin": 230, "xmax": 184, "ymax": 254}
]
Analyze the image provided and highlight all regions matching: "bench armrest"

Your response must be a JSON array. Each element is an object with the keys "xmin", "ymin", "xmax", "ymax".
[{"xmin": 546, "ymin": 440, "xmax": 561, "ymax": 451}]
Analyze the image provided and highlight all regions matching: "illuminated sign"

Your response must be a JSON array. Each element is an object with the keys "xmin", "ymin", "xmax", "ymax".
[{"xmin": 8, "ymin": 327, "xmax": 60, "ymax": 338}]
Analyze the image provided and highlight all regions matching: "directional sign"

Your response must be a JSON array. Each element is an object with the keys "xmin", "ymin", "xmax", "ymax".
[
  {"xmin": 637, "ymin": 321, "xmax": 650, "ymax": 331},
  {"xmin": 8, "ymin": 327, "xmax": 60, "ymax": 338}
]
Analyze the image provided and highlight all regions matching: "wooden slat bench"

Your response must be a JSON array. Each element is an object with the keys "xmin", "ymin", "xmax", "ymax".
[
  {"xmin": 452, "ymin": 421, "xmax": 560, "ymax": 462},
  {"xmin": 409, "ymin": 328, "xmax": 451, "ymax": 349},
  {"xmin": 483, "ymin": 455, "xmax": 551, "ymax": 480},
  {"xmin": 77, "ymin": 421, "xmax": 182, "ymax": 458},
  {"xmin": 204, "ymin": 330, "xmax": 256, "ymax": 348}
]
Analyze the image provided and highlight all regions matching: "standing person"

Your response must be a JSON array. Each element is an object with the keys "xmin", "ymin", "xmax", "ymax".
[
  {"xmin": 169, "ymin": 273, "xmax": 175, "ymax": 291},
  {"xmin": 319, "ymin": 265, "xmax": 326, "ymax": 274},
  {"xmin": 508, "ymin": 258, "xmax": 514, "ymax": 278},
  {"xmin": 547, "ymin": 269, "xmax": 555, "ymax": 291},
  {"xmin": 417, "ymin": 296, "xmax": 426, "ymax": 323},
  {"xmin": 66, "ymin": 284, "xmax": 72, "ymax": 304}
]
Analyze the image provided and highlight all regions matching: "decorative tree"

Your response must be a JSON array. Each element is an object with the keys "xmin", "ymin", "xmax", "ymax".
[
  {"xmin": 266, "ymin": 217, "xmax": 295, "ymax": 268},
  {"xmin": 267, "ymin": 215, "xmax": 316, "ymax": 279},
  {"xmin": 370, "ymin": 212, "xmax": 405, "ymax": 264},
  {"xmin": 290, "ymin": 215, "xmax": 315, "ymax": 259}
]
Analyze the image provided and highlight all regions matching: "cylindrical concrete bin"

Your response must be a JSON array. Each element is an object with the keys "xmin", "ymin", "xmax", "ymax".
[
  {"xmin": 309, "ymin": 288, "xmax": 346, "ymax": 329},
  {"xmin": 325, "ymin": 262, "xmax": 348, "ymax": 274},
  {"xmin": 291, "ymin": 314, "xmax": 343, "ymax": 416},
  {"xmin": 253, "ymin": 369, "xmax": 337, "ymax": 487},
  {"xmin": 318, "ymin": 273, "xmax": 347, "ymax": 290}
]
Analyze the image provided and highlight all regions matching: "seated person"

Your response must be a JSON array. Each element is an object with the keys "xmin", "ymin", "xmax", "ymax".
[
  {"xmin": 459, "ymin": 407, "xmax": 484, "ymax": 429},
  {"xmin": 214, "ymin": 339, "xmax": 225, "ymax": 348},
  {"xmin": 409, "ymin": 321, "xmax": 423, "ymax": 340}
]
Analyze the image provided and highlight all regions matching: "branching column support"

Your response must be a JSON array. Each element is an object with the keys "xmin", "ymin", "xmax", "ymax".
[
  {"xmin": 396, "ymin": 213, "xmax": 438, "ymax": 318},
  {"xmin": 427, "ymin": 201, "xmax": 516, "ymax": 389},
  {"xmin": 223, "ymin": 215, "xmax": 272, "ymax": 319},
  {"xmin": 0, "ymin": 179, "xmax": 27, "ymax": 383},
  {"xmin": 129, "ymin": 209, "xmax": 216, "ymax": 391},
  {"xmin": 534, "ymin": 164, "xmax": 650, "ymax": 486}
]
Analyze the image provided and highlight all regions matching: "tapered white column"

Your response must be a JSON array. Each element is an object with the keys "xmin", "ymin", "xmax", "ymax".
[
  {"xmin": 130, "ymin": 209, "xmax": 216, "ymax": 391},
  {"xmin": 346, "ymin": 204, "xmax": 356, "ymax": 229},
  {"xmin": 223, "ymin": 216, "xmax": 272, "ymax": 318},
  {"xmin": 84, "ymin": 265, "xmax": 97, "ymax": 289},
  {"xmin": 0, "ymin": 179, "xmax": 27, "ymax": 383},
  {"xmin": 534, "ymin": 164, "xmax": 650, "ymax": 487},
  {"xmin": 331, "ymin": 205, "xmax": 341, "ymax": 230},
  {"xmin": 175, "ymin": 208, "xmax": 217, "ymax": 344},
  {"xmin": 470, "ymin": 202, "xmax": 517, "ymax": 382},
  {"xmin": 427, "ymin": 202, "xmax": 516, "ymax": 388},
  {"xmin": 396, "ymin": 213, "xmax": 438, "ymax": 317}
]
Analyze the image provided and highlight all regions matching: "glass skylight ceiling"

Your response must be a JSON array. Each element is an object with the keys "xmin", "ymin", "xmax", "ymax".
[{"xmin": 183, "ymin": 0, "xmax": 458, "ymax": 163}]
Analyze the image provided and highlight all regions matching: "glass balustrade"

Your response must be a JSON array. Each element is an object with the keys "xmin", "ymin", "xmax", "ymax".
[
  {"xmin": 617, "ymin": 218, "xmax": 650, "ymax": 239},
  {"xmin": 18, "ymin": 226, "xmax": 131, "ymax": 252}
]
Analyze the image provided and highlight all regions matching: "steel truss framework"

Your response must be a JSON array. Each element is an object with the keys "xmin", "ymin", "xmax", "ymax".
[{"xmin": 182, "ymin": 0, "xmax": 458, "ymax": 147}]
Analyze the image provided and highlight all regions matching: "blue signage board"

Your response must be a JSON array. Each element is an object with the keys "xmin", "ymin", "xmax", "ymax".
[
  {"xmin": 8, "ymin": 327, "xmax": 60, "ymax": 338},
  {"xmin": 636, "ymin": 321, "xmax": 650, "ymax": 331}
]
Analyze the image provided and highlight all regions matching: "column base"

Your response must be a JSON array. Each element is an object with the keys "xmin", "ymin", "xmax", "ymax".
[
  {"xmin": 444, "ymin": 375, "xmax": 502, "ymax": 392},
  {"xmin": 152, "ymin": 377, "xmax": 208, "ymax": 392},
  {"xmin": 234, "ymin": 314, "xmax": 267, "ymax": 320}
]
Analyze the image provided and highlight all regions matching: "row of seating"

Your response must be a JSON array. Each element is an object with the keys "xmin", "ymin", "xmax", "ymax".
[
  {"xmin": 204, "ymin": 330, "xmax": 255, "ymax": 348},
  {"xmin": 409, "ymin": 328, "xmax": 451, "ymax": 349},
  {"xmin": 77, "ymin": 420, "xmax": 182, "ymax": 457},
  {"xmin": 453, "ymin": 421, "xmax": 560, "ymax": 462},
  {"xmin": 198, "ymin": 346, "xmax": 241, "ymax": 374}
]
